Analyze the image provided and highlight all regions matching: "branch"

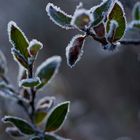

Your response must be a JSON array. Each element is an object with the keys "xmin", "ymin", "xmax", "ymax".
[
  {"xmin": 119, "ymin": 40, "xmax": 140, "ymax": 45},
  {"xmin": 85, "ymin": 29, "xmax": 140, "ymax": 46}
]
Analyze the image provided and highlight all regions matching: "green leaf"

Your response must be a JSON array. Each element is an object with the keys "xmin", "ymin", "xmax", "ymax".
[
  {"xmin": 6, "ymin": 127, "xmax": 24, "ymax": 138},
  {"xmin": 46, "ymin": 3, "xmax": 73, "ymax": 29},
  {"xmin": 2, "ymin": 116, "xmax": 35, "ymax": 135},
  {"xmin": 45, "ymin": 101, "xmax": 70, "ymax": 132},
  {"xmin": 36, "ymin": 56, "xmax": 62, "ymax": 89},
  {"xmin": 28, "ymin": 39, "xmax": 43, "ymax": 57},
  {"xmin": 133, "ymin": 2, "xmax": 140, "ymax": 20},
  {"xmin": 106, "ymin": 1, "xmax": 127, "ymax": 42},
  {"xmin": 8, "ymin": 21, "xmax": 29, "ymax": 59},
  {"xmin": 19, "ymin": 77, "xmax": 41, "ymax": 88},
  {"xmin": 66, "ymin": 35, "xmax": 85, "ymax": 68},
  {"xmin": 91, "ymin": 0, "xmax": 115, "ymax": 26},
  {"xmin": 11, "ymin": 48, "xmax": 28, "ymax": 69},
  {"xmin": 34, "ymin": 111, "xmax": 47, "ymax": 125}
]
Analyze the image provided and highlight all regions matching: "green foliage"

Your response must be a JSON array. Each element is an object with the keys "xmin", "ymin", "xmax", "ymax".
[
  {"xmin": 46, "ymin": 0, "xmax": 127, "ymax": 67},
  {"xmin": 91, "ymin": 0, "xmax": 114, "ymax": 26},
  {"xmin": 46, "ymin": 3, "xmax": 73, "ymax": 29},
  {"xmin": 36, "ymin": 56, "xmax": 62, "ymax": 89},
  {"xmin": 45, "ymin": 101, "xmax": 70, "ymax": 132},
  {"xmin": 0, "ymin": 21, "xmax": 70, "ymax": 140},
  {"xmin": 2, "ymin": 116, "xmax": 35, "ymax": 135},
  {"xmin": 106, "ymin": 1, "xmax": 126, "ymax": 42},
  {"xmin": 8, "ymin": 21, "xmax": 29, "ymax": 59}
]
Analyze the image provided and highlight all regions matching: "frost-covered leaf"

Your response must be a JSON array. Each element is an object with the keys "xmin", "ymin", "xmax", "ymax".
[
  {"xmin": 93, "ymin": 22, "xmax": 105, "ymax": 38},
  {"xmin": 36, "ymin": 56, "xmax": 62, "ymax": 89},
  {"xmin": 11, "ymin": 48, "xmax": 28, "ymax": 69},
  {"xmin": 8, "ymin": 21, "xmax": 29, "ymax": 59},
  {"xmin": 6, "ymin": 127, "xmax": 24, "ymax": 138},
  {"xmin": 106, "ymin": 1, "xmax": 126, "ymax": 42},
  {"xmin": 19, "ymin": 77, "xmax": 41, "ymax": 88},
  {"xmin": 71, "ymin": 9, "xmax": 93, "ymax": 30},
  {"xmin": 133, "ymin": 2, "xmax": 140, "ymax": 20},
  {"xmin": 2, "ymin": 116, "xmax": 35, "ymax": 135},
  {"xmin": 66, "ymin": 35, "xmax": 85, "ymax": 68},
  {"xmin": 28, "ymin": 39, "xmax": 43, "ymax": 57},
  {"xmin": 0, "ymin": 50, "xmax": 7, "ymax": 76},
  {"xmin": 107, "ymin": 20, "xmax": 118, "ymax": 43},
  {"xmin": 91, "ymin": 0, "xmax": 115, "ymax": 26},
  {"xmin": 45, "ymin": 101, "xmax": 70, "ymax": 132},
  {"xmin": 46, "ymin": 3, "xmax": 73, "ymax": 29}
]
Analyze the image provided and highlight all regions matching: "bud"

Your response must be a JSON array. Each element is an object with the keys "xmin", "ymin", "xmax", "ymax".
[
  {"xmin": 28, "ymin": 39, "xmax": 43, "ymax": 57},
  {"xmin": 71, "ymin": 9, "xmax": 93, "ymax": 30}
]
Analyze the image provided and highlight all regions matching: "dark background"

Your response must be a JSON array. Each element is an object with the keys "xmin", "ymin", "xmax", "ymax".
[{"xmin": 0, "ymin": 0, "xmax": 140, "ymax": 140}]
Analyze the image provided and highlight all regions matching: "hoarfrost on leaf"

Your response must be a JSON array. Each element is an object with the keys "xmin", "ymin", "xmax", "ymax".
[{"xmin": 46, "ymin": 3, "xmax": 73, "ymax": 29}]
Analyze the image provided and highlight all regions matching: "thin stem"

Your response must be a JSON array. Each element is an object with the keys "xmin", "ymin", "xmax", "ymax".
[
  {"xmin": 28, "ymin": 64, "xmax": 36, "ymax": 123},
  {"xmin": 119, "ymin": 40, "xmax": 140, "ymax": 45},
  {"xmin": 84, "ymin": 28, "xmax": 140, "ymax": 46}
]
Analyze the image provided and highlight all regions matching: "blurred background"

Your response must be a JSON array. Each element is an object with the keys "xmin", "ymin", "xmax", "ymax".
[{"xmin": 0, "ymin": 0, "xmax": 140, "ymax": 140}]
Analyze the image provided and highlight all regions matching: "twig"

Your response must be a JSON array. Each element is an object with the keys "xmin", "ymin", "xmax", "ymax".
[
  {"xmin": 84, "ymin": 28, "xmax": 140, "ymax": 46},
  {"xmin": 28, "ymin": 64, "xmax": 36, "ymax": 123},
  {"xmin": 119, "ymin": 40, "xmax": 140, "ymax": 45}
]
